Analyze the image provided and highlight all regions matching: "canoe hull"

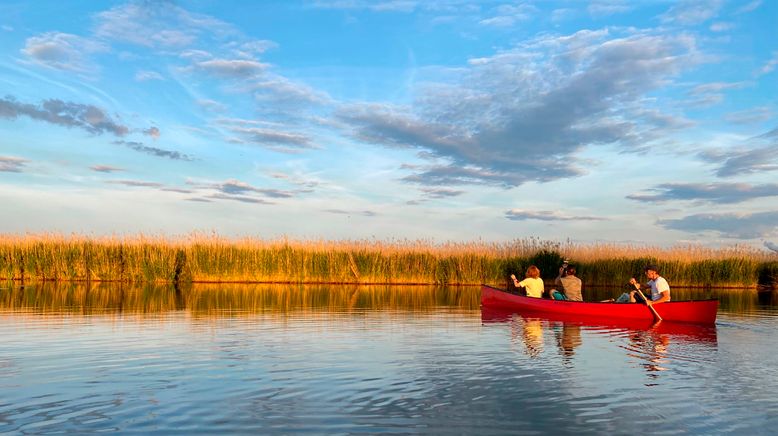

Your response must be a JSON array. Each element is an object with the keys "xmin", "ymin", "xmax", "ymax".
[{"xmin": 481, "ymin": 285, "xmax": 718, "ymax": 325}]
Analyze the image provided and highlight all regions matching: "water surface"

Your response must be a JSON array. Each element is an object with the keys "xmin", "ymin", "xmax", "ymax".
[{"xmin": 1, "ymin": 283, "xmax": 776, "ymax": 434}]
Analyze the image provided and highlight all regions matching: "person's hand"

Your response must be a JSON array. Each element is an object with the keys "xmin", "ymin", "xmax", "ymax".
[
  {"xmin": 629, "ymin": 277, "xmax": 637, "ymax": 285},
  {"xmin": 559, "ymin": 266, "xmax": 566, "ymax": 274},
  {"xmin": 645, "ymin": 299, "xmax": 653, "ymax": 307}
]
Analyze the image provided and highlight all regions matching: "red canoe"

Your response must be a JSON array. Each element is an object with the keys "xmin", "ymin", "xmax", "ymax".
[{"xmin": 481, "ymin": 284, "xmax": 718, "ymax": 325}]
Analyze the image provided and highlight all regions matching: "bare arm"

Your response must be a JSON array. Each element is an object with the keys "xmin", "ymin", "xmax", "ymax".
[{"xmin": 648, "ymin": 291, "xmax": 671, "ymax": 305}]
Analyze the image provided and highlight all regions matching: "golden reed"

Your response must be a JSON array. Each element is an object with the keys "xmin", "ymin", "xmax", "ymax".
[{"xmin": 1, "ymin": 233, "xmax": 776, "ymax": 288}]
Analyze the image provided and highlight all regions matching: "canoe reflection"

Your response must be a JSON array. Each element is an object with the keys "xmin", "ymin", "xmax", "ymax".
[{"xmin": 482, "ymin": 306, "xmax": 718, "ymax": 375}]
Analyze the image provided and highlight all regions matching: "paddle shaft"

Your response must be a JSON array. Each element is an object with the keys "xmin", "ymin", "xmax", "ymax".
[{"xmin": 633, "ymin": 286, "xmax": 663, "ymax": 321}]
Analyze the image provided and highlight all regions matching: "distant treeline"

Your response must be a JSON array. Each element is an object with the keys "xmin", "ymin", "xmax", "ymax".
[{"xmin": 1, "ymin": 234, "xmax": 776, "ymax": 289}]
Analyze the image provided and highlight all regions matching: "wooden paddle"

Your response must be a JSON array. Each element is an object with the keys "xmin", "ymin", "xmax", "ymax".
[{"xmin": 632, "ymin": 285, "xmax": 663, "ymax": 322}]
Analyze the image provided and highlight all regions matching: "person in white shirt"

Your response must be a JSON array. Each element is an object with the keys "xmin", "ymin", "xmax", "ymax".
[
  {"xmin": 512, "ymin": 265, "xmax": 544, "ymax": 298},
  {"xmin": 627, "ymin": 265, "xmax": 671, "ymax": 306}
]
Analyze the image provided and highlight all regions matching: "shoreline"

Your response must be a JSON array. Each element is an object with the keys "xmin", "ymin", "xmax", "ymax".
[{"xmin": 1, "ymin": 278, "xmax": 772, "ymax": 291}]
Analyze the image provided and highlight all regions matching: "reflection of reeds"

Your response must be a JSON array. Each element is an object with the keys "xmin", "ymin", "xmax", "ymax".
[
  {"xmin": 0, "ymin": 282, "xmax": 481, "ymax": 316},
  {"xmin": 0, "ymin": 282, "xmax": 768, "ymax": 315},
  {"xmin": 1, "ymin": 233, "xmax": 776, "ymax": 287}
]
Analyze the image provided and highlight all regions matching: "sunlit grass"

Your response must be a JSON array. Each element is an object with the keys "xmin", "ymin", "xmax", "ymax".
[{"xmin": 1, "ymin": 233, "xmax": 776, "ymax": 287}]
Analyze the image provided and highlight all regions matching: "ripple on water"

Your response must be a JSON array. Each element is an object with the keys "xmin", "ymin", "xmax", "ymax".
[{"xmin": 2, "ymin": 293, "xmax": 778, "ymax": 433}]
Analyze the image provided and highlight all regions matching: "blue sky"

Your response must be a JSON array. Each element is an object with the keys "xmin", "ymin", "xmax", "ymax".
[{"xmin": 1, "ymin": 0, "xmax": 777, "ymax": 249}]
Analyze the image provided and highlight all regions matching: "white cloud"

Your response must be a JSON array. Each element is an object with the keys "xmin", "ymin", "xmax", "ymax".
[
  {"xmin": 757, "ymin": 52, "xmax": 778, "ymax": 76},
  {"xmin": 736, "ymin": 0, "xmax": 762, "ymax": 14},
  {"xmin": 192, "ymin": 59, "xmax": 268, "ymax": 78},
  {"xmin": 197, "ymin": 99, "xmax": 228, "ymax": 113},
  {"xmin": 0, "ymin": 96, "xmax": 129, "ymax": 136},
  {"xmin": 94, "ymin": 2, "xmax": 234, "ymax": 49},
  {"xmin": 505, "ymin": 209, "xmax": 606, "ymax": 222},
  {"xmin": 698, "ymin": 128, "xmax": 778, "ymax": 177},
  {"xmin": 226, "ymin": 40, "xmax": 279, "ymax": 58},
  {"xmin": 587, "ymin": 1, "xmax": 632, "ymax": 18},
  {"xmin": 135, "ymin": 70, "xmax": 165, "ymax": 81},
  {"xmin": 248, "ymin": 75, "xmax": 332, "ymax": 106},
  {"xmin": 627, "ymin": 182, "xmax": 778, "ymax": 204},
  {"xmin": 143, "ymin": 126, "xmax": 161, "ymax": 139},
  {"xmin": 660, "ymin": 0, "xmax": 723, "ymax": 25},
  {"xmin": 310, "ymin": 0, "xmax": 418, "ymax": 13},
  {"xmin": 337, "ymin": 30, "xmax": 701, "ymax": 187},
  {"xmin": 0, "ymin": 156, "xmax": 28, "ymax": 173},
  {"xmin": 479, "ymin": 3, "xmax": 537, "ymax": 27},
  {"xmin": 225, "ymin": 125, "xmax": 318, "ymax": 152},
  {"xmin": 658, "ymin": 211, "xmax": 778, "ymax": 239},
  {"xmin": 90, "ymin": 165, "xmax": 124, "ymax": 173},
  {"xmin": 21, "ymin": 32, "xmax": 108, "ymax": 73},
  {"xmin": 686, "ymin": 81, "xmax": 747, "ymax": 107},
  {"xmin": 709, "ymin": 22, "xmax": 733, "ymax": 32},
  {"xmin": 724, "ymin": 106, "xmax": 773, "ymax": 124}
]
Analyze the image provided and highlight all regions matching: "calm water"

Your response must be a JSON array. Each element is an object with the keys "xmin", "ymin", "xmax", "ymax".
[{"xmin": 1, "ymin": 283, "xmax": 777, "ymax": 434}]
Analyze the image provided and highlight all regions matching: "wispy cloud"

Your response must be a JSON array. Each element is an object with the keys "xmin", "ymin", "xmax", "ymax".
[
  {"xmin": 338, "ymin": 30, "xmax": 700, "ymax": 187},
  {"xmin": 206, "ymin": 192, "xmax": 274, "ymax": 204},
  {"xmin": 248, "ymin": 75, "xmax": 332, "ymax": 106},
  {"xmin": 226, "ymin": 40, "xmax": 278, "ymax": 58},
  {"xmin": 192, "ymin": 59, "xmax": 268, "ymax": 78},
  {"xmin": 765, "ymin": 240, "xmax": 778, "ymax": 253},
  {"xmin": 135, "ymin": 70, "xmax": 165, "ymax": 81},
  {"xmin": 324, "ymin": 208, "xmax": 377, "ymax": 217},
  {"xmin": 90, "ymin": 165, "xmax": 124, "ymax": 173},
  {"xmin": 709, "ymin": 22, "xmax": 733, "ymax": 32},
  {"xmin": 505, "ymin": 209, "xmax": 605, "ymax": 222},
  {"xmin": 310, "ymin": 0, "xmax": 418, "ymax": 13},
  {"xmin": 479, "ymin": 4, "xmax": 537, "ymax": 27},
  {"xmin": 658, "ymin": 211, "xmax": 778, "ymax": 239},
  {"xmin": 659, "ymin": 0, "xmax": 723, "ymax": 25},
  {"xmin": 757, "ymin": 52, "xmax": 778, "ymax": 76},
  {"xmin": 736, "ymin": 0, "xmax": 762, "ymax": 14},
  {"xmin": 686, "ymin": 81, "xmax": 746, "ymax": 107},
  {"xmin": 93, "ymin": 2, "xmax": 234, "ymax": 49},
  {"xmin": 700, "ymin": 147, "xmax": 778, "ymax": 177},
  {"xmin": 196, "ymin": 99, "xmax": 228, "ymax": 113},
  {"xmin": 420, "ymin": 187, "xmax": 465, "ymax": 198},
  {"xmin": 106, "ymin": 179, "xmax": 164, "ymax": 188},
  {"xmin": 627, "ymin": 182, "xmax": 778, "ymax": 204},
  {"xmin": 223, "ymin": 124, "xmax": 317, "ymax": 152},
  {"xmin": 105, "ymin": 179, "xmax": 193, "ymax": 194},
  {"xmin": 0, "ymin": 156, "xmax": 28, "ymax": 173},
  {"xmin": 21, "ymin": 32, "xmax": 108, "ymax": 73},
  {"xmin": 215, "ymin": 179, "xmax": 295, "ymax": 198},
  {"xmin": 587, "ymin": 0, "xmax": 632, "ymax": 18},
  {"xmin": 183, "ymin": 179, "xmax": 298, "ymax": 205},
  {"xmin": 724, "ymin": 106, "xmax": 773, "ymax": 124},
  {"xmin": 699, "ymin": 127, "xmax": 778, "ymax": 177},
  {"xmin": 143, "ymin": 126, "xmax": 161, "ymax": 138},
  {"xmin": 0, "ymin": 96, "xmax": 129, "ymax": 136},
  {"xmin": 112, "ymin": 140, "xmax": 193, "ymax": 161}
]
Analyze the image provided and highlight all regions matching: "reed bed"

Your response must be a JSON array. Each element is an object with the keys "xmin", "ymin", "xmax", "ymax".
[{"xmin": 0, "ymin": 233, "xmax": 776, "ymax": 288}]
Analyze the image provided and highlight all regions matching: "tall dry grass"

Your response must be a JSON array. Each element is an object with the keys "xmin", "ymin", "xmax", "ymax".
[{"xmin": 0, "ymin": 233, "xmax": 776, "ymax": 287}]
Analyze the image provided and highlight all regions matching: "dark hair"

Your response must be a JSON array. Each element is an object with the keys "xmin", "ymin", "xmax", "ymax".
[
  {"xmin": 565, "ymin": 266, "xmax": 576, "ymax": 275},
  {"xmin": 644, "ymin": 264, "xmax": 659, "ymax": 273}
]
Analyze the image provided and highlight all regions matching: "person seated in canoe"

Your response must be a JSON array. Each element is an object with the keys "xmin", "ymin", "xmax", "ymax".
[
  {"xmin": 610, "ymin": 265, "xmax": 671, "ymax": 305},
  {"xmin": 511, "ymin": 265, "xmax": 544, "ymax": 298},
  {"xmin": 553, "ymin": 262, "xmax": 582, "ymax": 301}
]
